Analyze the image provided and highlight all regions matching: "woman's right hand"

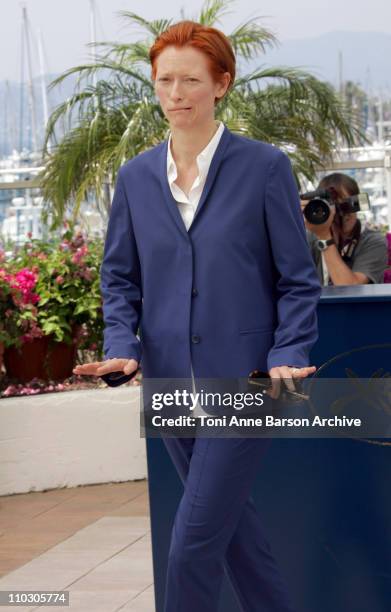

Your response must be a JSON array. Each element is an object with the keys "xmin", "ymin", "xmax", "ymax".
[{"xmin": 73, "ymin": 358, "xmax": 139, "ymax": 378}]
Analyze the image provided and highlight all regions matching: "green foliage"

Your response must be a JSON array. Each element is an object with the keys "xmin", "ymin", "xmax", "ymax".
[
  {"xmin": 40, "ymin": 0, "xmax": 366, "ymax": 228},
  {"xmin": 0, "ymin": 229, "xmax": 104, "ymax": 354}
]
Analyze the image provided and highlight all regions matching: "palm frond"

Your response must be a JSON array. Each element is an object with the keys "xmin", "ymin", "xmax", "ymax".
[
  {"xmin": 91, "ymin": 41, "xmax": 151, "ymax": 66},
  {"xmin": 118, "ymin": 11, "xmax": 172, "ymax": 37},
  {"xmin": 48, "ymin": 59, "xmax": 152, "ymax": 92},
  {"xmin": 198, "ymin": 0, "xmax": 233, "ymax": 25},
  {"xmin": 229, "ymin": 19, "xmax": 277, "ymax": 60}
]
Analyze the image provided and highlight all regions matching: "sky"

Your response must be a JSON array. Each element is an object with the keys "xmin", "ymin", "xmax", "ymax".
[{"xmin": 1, "ymin": 0, "xmax": 391, "ymax": 81}]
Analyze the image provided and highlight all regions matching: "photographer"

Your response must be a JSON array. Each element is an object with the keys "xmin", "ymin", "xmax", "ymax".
[{"xmin": 302, "ymin": 173, "xmax": 388, "ymax": 286}]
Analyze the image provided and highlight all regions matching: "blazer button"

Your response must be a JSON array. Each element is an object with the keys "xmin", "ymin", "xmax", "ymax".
[
  {"xmin": 192, "ymin": 288, "xmax": 198, "ymax": 297},
  {"xmin": 191, "ymin": 335, "xmax": 201, "ymax": 344}
]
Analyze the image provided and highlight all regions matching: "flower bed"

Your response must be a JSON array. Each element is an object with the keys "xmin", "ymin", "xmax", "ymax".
[
  {"xmin": 0, "ymin": 230, "xmax": 146, "ymax": 495},
  {"xmin": 0, "ymin": 228, "xmax": 105, "ymax": 382}
]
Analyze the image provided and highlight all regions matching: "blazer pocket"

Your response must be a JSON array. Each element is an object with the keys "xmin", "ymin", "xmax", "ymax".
[{"xmin": 239, "ymin": 327, "xmax": 274, "ymax": 335}]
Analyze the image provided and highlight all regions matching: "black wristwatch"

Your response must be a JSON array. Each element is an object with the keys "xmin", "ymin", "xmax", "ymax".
[{"xmin": 316, "ymin": 237, "xmax": 335, "ymax": 251}]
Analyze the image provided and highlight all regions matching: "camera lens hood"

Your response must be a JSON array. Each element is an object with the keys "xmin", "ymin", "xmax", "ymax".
[{"xmin": 303, "ymin": 198, "xmax": 331, "ymax": 225}]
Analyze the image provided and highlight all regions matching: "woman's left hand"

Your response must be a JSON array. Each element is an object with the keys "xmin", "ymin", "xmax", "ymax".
[{"xmin": 267, "ymin": 365, "xmax": 316, "ymax": 399}]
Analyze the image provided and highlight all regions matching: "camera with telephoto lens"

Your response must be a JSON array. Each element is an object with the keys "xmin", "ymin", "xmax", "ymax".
[{"xmin": 299, "ymin": 188, "xmax": 370, "ymax": 225}]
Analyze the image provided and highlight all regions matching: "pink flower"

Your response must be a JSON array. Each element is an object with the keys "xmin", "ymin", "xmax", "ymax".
[
  {"xmin": 82, "ymin": 268, "xmax": 93, "ymax": 281},
  {"xmin": 71, "ymin": 244, "xmax": 88, "ymax": 265},
  {"xmin": 72, "ymin": 233, "xmax": 86, "ymax": 248},
  {"xmin": 55, "ymin": 275, "xmax": 64, "ymax": 285},
  {"xmin": 8, "ymin": 268, "xmax": 39, "ymax": 305},
  {"xmin": 20, "ymin": 323, "xmax": 44, "ymax": 343}
]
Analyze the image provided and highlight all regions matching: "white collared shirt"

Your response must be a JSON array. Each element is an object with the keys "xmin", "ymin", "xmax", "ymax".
[
  {"xmin": 166, "ymin": 121, "xmax": 225, "ymax": 230},
  {"xmin": 166, "ymin": 121, "xmax": 225, "ymax": 419}
]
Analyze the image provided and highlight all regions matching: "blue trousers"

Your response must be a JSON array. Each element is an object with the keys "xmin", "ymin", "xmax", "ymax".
[{"xmin": 162, "ymin": 436, "xmax": 297, "ymax": 612}]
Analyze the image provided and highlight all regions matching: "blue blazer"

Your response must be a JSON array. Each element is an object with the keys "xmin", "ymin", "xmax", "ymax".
[{"xmin": 100, "ymin": 126, "xmax": 321, "ymax": 385}]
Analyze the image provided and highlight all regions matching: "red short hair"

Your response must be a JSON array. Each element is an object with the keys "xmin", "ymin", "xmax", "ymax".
[{"xmin": 149, "ymin": 20, "xmax": 236, "ymax": 101}]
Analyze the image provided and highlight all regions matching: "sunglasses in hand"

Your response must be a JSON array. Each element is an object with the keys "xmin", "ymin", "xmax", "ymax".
[{"xmin": 247, "ymin": 370, "xmax": 310, "ymax": 402}]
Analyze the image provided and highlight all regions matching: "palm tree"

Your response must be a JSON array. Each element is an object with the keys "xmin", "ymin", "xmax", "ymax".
[{"xmin": 40, "ymin": 0, "xmax": 365, "ymax": 229}]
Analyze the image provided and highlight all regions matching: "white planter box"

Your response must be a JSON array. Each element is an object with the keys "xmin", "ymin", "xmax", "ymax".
[{"xmin": 0, "ymin": 386, "xmax": 147, "ymax": 496}]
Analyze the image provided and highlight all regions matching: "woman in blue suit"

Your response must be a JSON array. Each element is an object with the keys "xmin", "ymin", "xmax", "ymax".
[{"xmin": 74, "ymin": 20, "xmax": 321, "ymax": 612}]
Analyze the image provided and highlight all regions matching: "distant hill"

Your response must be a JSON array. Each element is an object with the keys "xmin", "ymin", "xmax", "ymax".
[{"xmin": 255, "ymin": 30, "xmax": 391, "ymax": 90}]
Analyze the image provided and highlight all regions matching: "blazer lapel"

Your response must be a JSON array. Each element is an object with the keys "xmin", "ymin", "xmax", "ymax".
[
  {"xmin": 157, "ymin": 125, "xmax": 232, "ymax": 237},
  {"xmin": 158, "ymin": 139, "xmax": 189, "ymax": 239},
  {"xmin": 192, "ymin": 125, "xmax": 231, "ymax": 225}
]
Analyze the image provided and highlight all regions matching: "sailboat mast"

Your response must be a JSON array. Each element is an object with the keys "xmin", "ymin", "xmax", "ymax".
[
  {"xmin": 22, "ymin": 5, "xmax": 38, "ymax": 153},
  {"xmin": 37, "ymin": 28, "xmax": 49, "ymax": 135},
  {"xmin": 19, "ymin": 19, "xmax": 25, "ymax": 152},
  {"xmin": 89, "ymin": 0, "xmax": 97, "ymax": 87}
]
